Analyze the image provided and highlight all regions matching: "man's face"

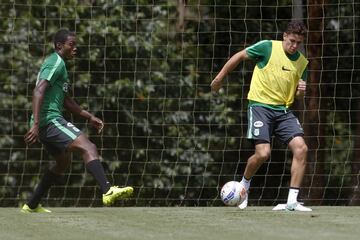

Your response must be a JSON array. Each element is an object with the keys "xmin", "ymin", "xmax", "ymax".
[
  {"xmin": 58, "ymin": 35, "xmax": 77, "ymax": 59},
  {"xmin": 282, "ymin": 33, "xmax": 304, "ymax": 55}
]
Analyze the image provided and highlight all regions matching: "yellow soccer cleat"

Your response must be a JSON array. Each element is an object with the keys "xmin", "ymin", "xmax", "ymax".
[
  {"xmin": 21, "ymin": 204, "xmax": 51, "ymax": 213},
  {"xmin": 102, "ymin": 186, "xmax": 134, "ymax": 206}
]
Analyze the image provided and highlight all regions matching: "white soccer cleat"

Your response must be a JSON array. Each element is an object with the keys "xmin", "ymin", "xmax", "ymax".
[
  {"xmin": 273, "ymin": 202, "xmax": 312, "ymax": 212},
  {"xmin": 272, "ymin": 203, "xmax": 287, "ymax": 211},
  {"xmin": 285, "ymin": 202, "xmax": 312, "ymax": 212},
  {"xmin": 237, "ymin": 183, "xmax": 248, "ymax": 210}
]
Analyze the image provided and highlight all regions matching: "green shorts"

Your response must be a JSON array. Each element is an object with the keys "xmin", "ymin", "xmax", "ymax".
[
  {"xmin": 247, "ymin": 105, "xmax": 304, "ymax": 144},
  {"xmin": 38, "ymin": 117, "xmax": 82, "ymax": 155}
]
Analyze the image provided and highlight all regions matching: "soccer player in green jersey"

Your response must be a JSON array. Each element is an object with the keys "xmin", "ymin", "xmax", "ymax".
[
  {"xmin": 21, "ymin": 29, "xmax": 133, "ymax": 213},
  {"xmin": 211, "ymin": 21, "xmax": 312, "ymax": 211}
]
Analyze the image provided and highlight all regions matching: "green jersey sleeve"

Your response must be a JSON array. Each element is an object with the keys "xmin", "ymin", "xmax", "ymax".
[
  {"xmin": 39, "ymin": 65, "xmax": 58, "ymax": 84},
  {"xmin": 38, "ymin": 53, "xmax": 64, "ymax": 85},
  {"xmin": 246, "ymin": 40, "xmax": 272, "ymax": 69},
  {"xmin": 301, "ymin": 67, "xmax": 308, "ymax": 81}
]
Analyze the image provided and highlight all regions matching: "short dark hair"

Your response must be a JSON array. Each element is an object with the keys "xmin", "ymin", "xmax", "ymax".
[
  {"xmin": 285, "ymin": 21, "xmax": 307, "ymax": 36},
  {"xmin": 53, "ymin": 29, "xmax": 75, "ymax": 49}
]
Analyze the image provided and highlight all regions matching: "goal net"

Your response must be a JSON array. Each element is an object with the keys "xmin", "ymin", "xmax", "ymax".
[{"xmin": 0, "ymin": 0, "xmax": 359, "ymax": 207}]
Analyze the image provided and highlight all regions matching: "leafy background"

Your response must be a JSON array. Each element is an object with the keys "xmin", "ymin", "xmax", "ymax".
[{"xmin": 0, "ymin": 0, "xmax": 359, "ymax": 207}]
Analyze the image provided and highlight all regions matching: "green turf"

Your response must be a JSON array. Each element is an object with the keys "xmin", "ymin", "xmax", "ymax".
[{"xmin": 1, "ymin": 207, "xmax": 360, "ymax": 240}]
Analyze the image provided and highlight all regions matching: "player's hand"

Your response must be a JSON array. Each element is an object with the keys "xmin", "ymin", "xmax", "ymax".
[
  {"xmin": 296, "ymin": 80, "xmax": 306, "ymax": 98},
  {"xmin": 24, "ymin": 125, "xmax": 39, "ymax": 145},
  {"xmin": 210, "ymin": 78, "xmax": 222, "ymax": 92},
  {"xmin": 89, "ymin": 116, "xmax": 104, "ymax": 134},
  {"xmin": 297, "ymin": 80, "xmax": 306, "ymax": 92}
]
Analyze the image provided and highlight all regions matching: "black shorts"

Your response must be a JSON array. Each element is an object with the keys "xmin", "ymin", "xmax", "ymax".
[
  {"xmin": 246, "ymin": 105, "xmax": 304, "ymax": 144},
  {"xmin": 38, "ymin": 117, "xmax": 82, "ymax": 155}
]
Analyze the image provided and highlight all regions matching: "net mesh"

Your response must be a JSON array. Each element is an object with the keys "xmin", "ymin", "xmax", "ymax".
[{"xmin": 0, "ymin": 0, "xmax": 359, "ymax": 207}]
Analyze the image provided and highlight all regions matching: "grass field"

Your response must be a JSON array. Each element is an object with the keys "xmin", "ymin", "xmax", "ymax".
[{"xmin": 1, "ymin": 207, "xmax": 360, "ymax": 240}]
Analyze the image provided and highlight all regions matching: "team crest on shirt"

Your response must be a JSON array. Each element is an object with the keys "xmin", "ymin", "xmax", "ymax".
[
  {"xmin": 254, "ymin": 121, "xmax": 263, "ymax": 128},
  {"xmin": 63, "ymin": 82, "xmax": 69, "ymax": 93}
]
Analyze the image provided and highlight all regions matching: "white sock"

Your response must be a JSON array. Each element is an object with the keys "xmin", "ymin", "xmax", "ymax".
[
  {"xmin": 287, "ymin": 187, "xmax": 299, "ymax": 204},
  {"xmin": 240, "ymin": 176, "xmax": 251, "ymax": 191}
]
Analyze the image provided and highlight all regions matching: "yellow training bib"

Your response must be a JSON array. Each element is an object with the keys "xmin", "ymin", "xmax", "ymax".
[{"xmin": 247, "ymin": 40, "xmax": 308, "ymax": 107}]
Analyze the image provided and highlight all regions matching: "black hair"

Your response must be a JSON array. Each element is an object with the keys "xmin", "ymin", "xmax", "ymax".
[
  {"xmin": 53, "ymin": 29, "xmax": 75, "ymax": 49},
  {"xmin": 285, "ymin": 21, "xmax": 307, "ymax": 36}
]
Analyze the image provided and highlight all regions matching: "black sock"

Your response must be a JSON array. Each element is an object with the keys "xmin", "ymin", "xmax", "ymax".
[
  {"xmin": 27, "ymin": 169, "xmax": 62, "ymax": 209},
  {"xmin": 86, "ymin": 159, "xmax": 111, "ymax": 194}
]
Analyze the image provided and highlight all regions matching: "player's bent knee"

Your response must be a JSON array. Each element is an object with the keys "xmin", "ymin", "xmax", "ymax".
[
  {"xmin": 256, "ymin": 150, "xmax": 271, "ymax": 161},
  {"xmin": 296, "ymin": 143, "xmax": 308, "ymax": 157},
  {"xmin": 88, "ymin": 142, "xmax": 98, "ymax": 155},
  {"xmin": 82, "ymin": 142, "xmax": 99, "ymax": 160}
]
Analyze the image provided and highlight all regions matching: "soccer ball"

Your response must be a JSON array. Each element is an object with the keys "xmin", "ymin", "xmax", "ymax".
[{"xmin": 220, "ymin": 181, "xmax": 242, "ymax": 206}]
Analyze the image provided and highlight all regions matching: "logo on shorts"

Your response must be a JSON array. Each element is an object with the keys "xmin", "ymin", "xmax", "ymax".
[
  {"xmin": 254, "ymin": 121, "xmax": 264, "ymax": 128},
  {"xmin": 63, "ymin": 82, "xmax": 69, "ymax": 93},
  {"xmin": 254, "ymin": 129, "xmax": 260, "ymax": 136},
  {"xmin": 296, "ymin": 119, "xmax": 303, "ymax": 131},
  {"xmin": 67, "ymin": 122, "xmax": 80, "ymax": 132}
]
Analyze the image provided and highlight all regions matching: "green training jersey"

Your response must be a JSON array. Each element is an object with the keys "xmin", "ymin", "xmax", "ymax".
[{"xmin": 31, "ymin": 52, "xmax": 69, "ymax": 127}]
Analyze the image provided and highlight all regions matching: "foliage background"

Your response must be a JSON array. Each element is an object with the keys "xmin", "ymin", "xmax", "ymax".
[{"xmin": 0, "ymin": 0, "xmax": 359, "ymax": 206}]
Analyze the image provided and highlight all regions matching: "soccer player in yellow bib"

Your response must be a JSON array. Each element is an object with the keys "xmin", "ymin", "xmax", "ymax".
[{"xmin": 211, "ymin": 21, "xmax": 311, "ymax": 212}]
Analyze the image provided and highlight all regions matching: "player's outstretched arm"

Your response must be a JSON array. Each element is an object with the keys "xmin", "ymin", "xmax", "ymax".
[
  {"xmin": 210, "ymin": 49, "xmax": 249, "ymax": 92},
  {"xmin": 24, "ymin": 80, "xmax": 49, "ymax": 145},
  {"xmin": 64, "ymin": 96, "xmax": 104, "ymax": 134}
]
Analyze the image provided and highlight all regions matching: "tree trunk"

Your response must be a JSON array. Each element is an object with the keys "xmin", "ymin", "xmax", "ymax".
[
  {"xmin": 302, "ymin": 0, "xmax": 326, "ymax": 205},
  {"xmin": 348, "ymin": 3, "xmax": 360, "ymax": 206},
  {"xmin": 349, "ymin": 102, "xmax": 360, "ymax": 205},
  {"xmin": 292, "ymin": 0, "xmax": 305, "ymax": 54},
  {"xmin": 177, "ymin": 0, "xmax": 186, "ymax": 32}
]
